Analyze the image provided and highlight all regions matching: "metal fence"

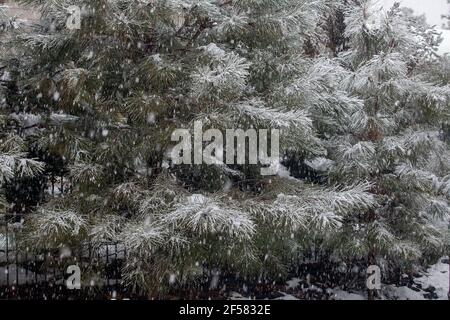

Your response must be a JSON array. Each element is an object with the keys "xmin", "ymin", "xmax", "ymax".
[{"xmin": 0, "ymin": 214, "xmax": 128, "ymax": 299}]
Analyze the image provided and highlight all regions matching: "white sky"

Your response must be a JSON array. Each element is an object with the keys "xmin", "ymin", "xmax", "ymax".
[
  {"xmin": 381, "ymin": 0, "xmax": 449, "ymax": 27},
  {"xmin": 380, "ymin": 0, "xmax": 450, "ymax": 54}
]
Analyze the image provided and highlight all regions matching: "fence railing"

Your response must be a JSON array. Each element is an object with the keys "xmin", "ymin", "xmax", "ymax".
[{"xmin": 0, "ymin": 214, "xmax": 127, "ymax": 298}]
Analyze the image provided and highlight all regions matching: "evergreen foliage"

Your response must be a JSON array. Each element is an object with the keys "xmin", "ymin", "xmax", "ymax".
[{"xmin": 0, "ymin": 0, "xmax": 449, "ymax": 296}]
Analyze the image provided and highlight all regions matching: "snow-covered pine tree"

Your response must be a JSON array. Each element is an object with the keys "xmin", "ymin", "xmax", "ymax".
[
  {"xmin": 0, "ymin": 0, "xmax": 380, "ymax": 295},
  {"xmin": 423, "ymin": 18, "xmax": 450, "ymax": 143},
  {"xmin": 317, "ymin": 1, "xmax": 450, "ymax": 298},
  {"xmin": 1, "ymin": 0, "xmax": 448, "ymax": 298},
  {"xmin": 1, "ymin": 5, "xmax": 45, "ymax": 217}
]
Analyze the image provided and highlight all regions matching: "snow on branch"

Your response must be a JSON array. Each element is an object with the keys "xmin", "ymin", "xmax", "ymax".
[
  {"xmin": 0, "ymin": 147, "xmax": 45, "ymax": 182},
  {"xmin": 26, "ymin": 208, "xmax": 87, "ymax": 249},
  {"xmin": 120, "ymin": 219, "xmax": 167, "ymax": 256},
  {"xmin": 395, "ymin": 164, "xmax": 441, "ymax": 193},
  {"xmin": 163, "ymin": 194, "xmax": 255, "ymax": 240},
  {"xmin": 232, "ymin": 98, "xmax": 313, "ymax": 131},
  {"xmin": 69, "ymin": 162, "xmax": 103, "ymax": 185},
  {"xmin": 191, "ymin": 50, "xmax": 251, "ymax": 97},
  {"xmin": 246, "ymin": 180, "xmax": 376, "ymax": 231}
]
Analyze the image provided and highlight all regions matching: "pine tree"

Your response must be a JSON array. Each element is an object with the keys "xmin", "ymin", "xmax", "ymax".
[
  {"xmin": 0, "ymin": 0, "xmax": 449, "ymax": 299},
  {"xmin": 1, "ymin": 5, "xmax": 45, "ymax": 217},
  {"xmin": 318, "ymin": 1, "xmax": 450, "ymax": 298},
  {"xmin": 0, "ymin": 0, "xmax": 376, "ymax": 295}
]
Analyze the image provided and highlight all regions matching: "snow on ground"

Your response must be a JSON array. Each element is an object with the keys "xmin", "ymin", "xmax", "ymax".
[
  {"xmin": 304, "ymin": 258, "xmax": 449, "ymax": 300},
  {"xmin": 384, "ymin": 259, "xmax": 449, "ymax": 300},
  {"xmin": 383, "ymin": 285, "xmax": 425, "ymax": 300},
  {"xmin": 332, "ymin": 289, "xmax": 365, "ymax": 300},
  {"xmin": 415, "ymin": 261, "xmax": 449, "ymax": 299},
  {"xmin": 274, "ymin": 292, "xmax": 300, "ymax": 300},
  {"xmin": 229, "ymin": 292, "xmax": 250, "ymax": 300},
  {"xmin": 229, "ymin": 291, "xmax": 300, "ymax": 300},
  {"xmin": 338, "ymin": 258, "xmax": 450, "ymax": 301}
]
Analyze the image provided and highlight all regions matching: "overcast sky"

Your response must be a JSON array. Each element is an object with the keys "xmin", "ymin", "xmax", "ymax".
[{"xmin": 381, "ymin": 0, "xmax": 449, "ymax": 28}]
